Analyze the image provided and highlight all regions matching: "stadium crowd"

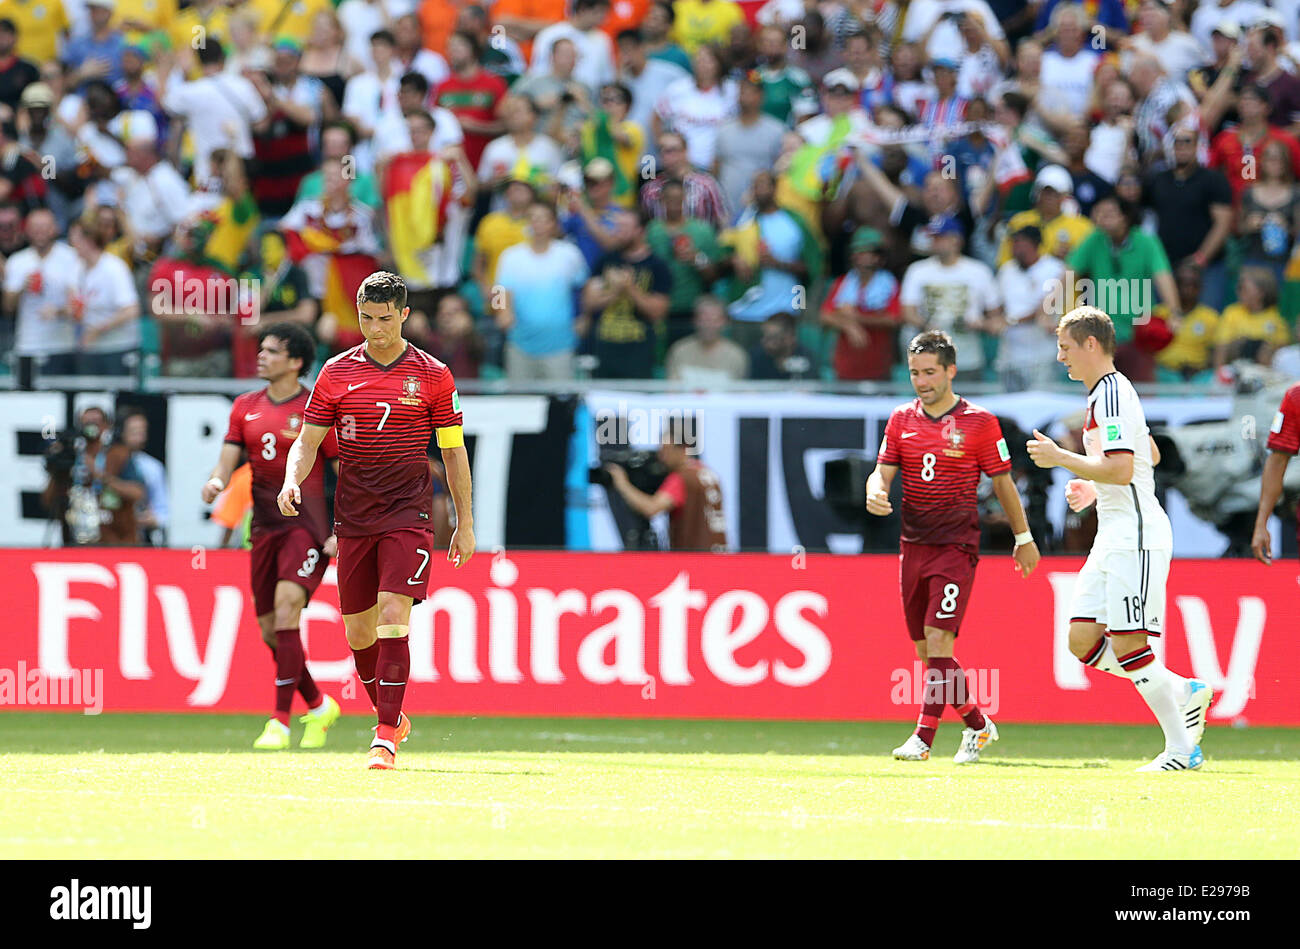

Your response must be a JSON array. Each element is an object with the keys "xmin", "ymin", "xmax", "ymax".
[{"xmin": 6, "ymin": 0, "xmax": 1300, "ymax": 386}]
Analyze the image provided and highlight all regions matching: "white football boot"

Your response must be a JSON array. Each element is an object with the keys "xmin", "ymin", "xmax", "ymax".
[
  {"xmin": 1136, "ymin": 746, "xmax": 1204, "ymax": 772},
  {"xmin": 954, "ymin": 717, "xmax": 999, "ymax": 764},
  {"xmin": 892, "ymin": 734, "xmax": 932, "ymax": 760},
  {"xmin": 1180, "ymin": 679, "xmax": 1213, "ymax": 746}
]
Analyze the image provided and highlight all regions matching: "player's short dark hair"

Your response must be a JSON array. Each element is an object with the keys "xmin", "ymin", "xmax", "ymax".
[
  {"xmin": 1059, "ymin": 306, "xmax": 1116, "ymax": 355},
  {"xmin": 907, "ymin": 329, "xmax": 957, "ymax": 367},
  {"xmin": 357, "ymin": 271, "xmax": 408, "ymax": 313},
  {"xmin": 260, "ymin": 321, "xmax": 317, "ymax": 375}
]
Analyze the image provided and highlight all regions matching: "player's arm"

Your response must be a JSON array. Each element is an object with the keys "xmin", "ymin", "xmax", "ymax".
[
  {"xmin": 990, "ymin": 472, "xmax": 1040, "ymax": 577},
  {"xmin": 606, "ymin": 464, "xmax": 677, "ymax": 518},
  {"xmin": 278, "ymin": 423, "xmax": 330, "ymax": 516},
  {"xmin": 1252, "ymin": 450, "xmax": 1291, "ymax": 564},
  {"xmin": 865, "ymin": 463, "xmax": 898, "ymax": 516},
  {"xmin": 1026, "ymin": 429, "xmax": 1134, "ymax": 484},
  {"xmin": 201, "ymin": 443, "xmax": 243, "ymax": 503},
  {"xmin": 437, "ymin": 424, "xmax": 475, "ymax": 568}
]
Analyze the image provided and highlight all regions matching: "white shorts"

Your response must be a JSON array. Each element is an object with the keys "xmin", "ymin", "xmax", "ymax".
[{"xmin": 1068, "ymin": 547, "xmax": 1170, "ymax": 637}]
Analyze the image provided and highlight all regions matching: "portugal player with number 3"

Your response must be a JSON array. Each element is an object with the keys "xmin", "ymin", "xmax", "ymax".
[
  {"xmin": 867, "ymin": 331, "xmax": 1040, "ymax": 764},
  {"xmin": 279, "ymin": 272, "xmax": 476, "ymax": 770},
  {"xmin": 202, "ymin": 322, "xmax": 343, "ymax": 750}
]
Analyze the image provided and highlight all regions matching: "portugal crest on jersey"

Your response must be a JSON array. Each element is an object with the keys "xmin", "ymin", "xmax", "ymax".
[
  {"xmin": 944, "ymin": 426, "xmax": 966, "ymax": 458},
  {"xmin": 400, "ymin": 375, "xmax": 422, "ymax": 406},
  {"xmin": 282, "ymin": 413, "xmax": 302, "ymax": 438}
]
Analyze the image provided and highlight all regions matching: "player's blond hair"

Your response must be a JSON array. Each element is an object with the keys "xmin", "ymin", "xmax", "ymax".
[{"xmin": 1058, "ymin": 306, "xmax": 1116, "ymax": 355}]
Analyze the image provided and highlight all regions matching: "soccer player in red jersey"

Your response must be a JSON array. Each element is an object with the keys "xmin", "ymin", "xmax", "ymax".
[
  {"xmin": 278, "ymin": 272, "xmax": 476, "ymax": 770},
  {"xmin": 866, "ymin": 330, "xmax": 1041, "ymax": 763},
  {"xmin": 1252, "ymin": 380, "xmax": 1300, "ymax": 564},
  {"xmin": 202, "ymin": 322, "xmax": 343, "ymax": 750}
]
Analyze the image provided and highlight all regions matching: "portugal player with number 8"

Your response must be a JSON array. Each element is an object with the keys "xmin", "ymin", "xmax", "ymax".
[
  {"xmin": 279, "ymin": 272, "xmax": 476, "ymax": 770},
  {"xmin": 866, "ymin": 331, "xmax": 1041, "ymax": 764}
]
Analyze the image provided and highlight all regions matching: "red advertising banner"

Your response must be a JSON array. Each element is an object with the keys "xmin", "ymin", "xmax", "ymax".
[{"xmin": 0, "ymin": 548, "xmax": 1291, "ymax": 724}]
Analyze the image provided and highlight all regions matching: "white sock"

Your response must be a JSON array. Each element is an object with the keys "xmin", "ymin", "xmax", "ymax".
[
  {"xmin": 309, "ymin": 696, "xmax": 328, "ymax": 714},
  {"xmin": 1122, "ymin": 654, "xmax": 1193, "ymax": 754},
  {"xmin": 1088, "ymin": 639, "xmax": 1127, "ymax": 679}
]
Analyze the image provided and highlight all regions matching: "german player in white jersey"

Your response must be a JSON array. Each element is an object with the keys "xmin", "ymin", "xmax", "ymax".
[{"xmin": 1025, "ymin": 306, "xmax": 1212, "ymax": 772}]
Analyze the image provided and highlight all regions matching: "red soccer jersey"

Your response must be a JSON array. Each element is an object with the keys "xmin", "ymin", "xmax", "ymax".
[
  {"xmin": 877, "ymin": 397, "xmax": 1012, "ymax": 548},
  {"xmin": 431, "ymin": 68, "xmax": 507, "ymax": 168},
  {"xmin": 224, "ymin": 386, "xmax": 339, "ymax": 542},
  {"xmin": 1267, "ymin": 382, "xmax": 1300, "ymax": 456},
  {"xmin": 303, "ymin": 342, "xmax": 462, "ymax": 537}
]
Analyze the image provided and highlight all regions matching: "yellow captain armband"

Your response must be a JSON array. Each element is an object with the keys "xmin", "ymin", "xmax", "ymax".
[{"xmin": 436, "ymin": 425, "xmax": 465, "ymax": 449}]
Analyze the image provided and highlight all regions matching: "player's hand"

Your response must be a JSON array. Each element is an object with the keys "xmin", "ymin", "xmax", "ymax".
[
  {"xmin": 323, "ymin": 534, "xmax": 338, "ymax": 559},
  {"xmin": 1026, "ymin": 429, "xmax": 1061, "ymax": 468},
  {"xmin": 277, "ymin": 482, "xmax": 301, "ymax": 516},
  {"xmin": 865, "ymin": 485, "xmax": 892, "ymax": 516},
  {"xmin": 1252, "ymin": 524, "xmax": 1273, "ymax": 565},
  {"xmin": 1065, "ymin": 478, "xmax": 1097, "ymax": 513},
  {"xmin": 448, "ymin": 522, "xmax": 475, "ymax": 568},
  {"xmin": 1013, "ymin": 540, "xmax": 1040, "ymax": 578},
  {"xmin": 200, "ymin": 477, "xmax": 224, "ymax": 504}
]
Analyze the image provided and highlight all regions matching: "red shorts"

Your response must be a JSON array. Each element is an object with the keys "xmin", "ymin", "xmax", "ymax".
[
  {"xmin": 249, "ymin": 527, "xmax": 330, "ymax": 616},
  {"xmin": 899, "ymin": 541, "xmax": 979, "ymax": 641},
  {"xmin": 336, "ymin": 528, "xmax": 436, "ymax": 616}
]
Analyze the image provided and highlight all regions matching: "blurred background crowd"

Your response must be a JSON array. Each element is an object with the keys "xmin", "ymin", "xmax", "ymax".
[{"xmin": 6, "ymin": 0, "xmax": 1300, "ymax": 387}]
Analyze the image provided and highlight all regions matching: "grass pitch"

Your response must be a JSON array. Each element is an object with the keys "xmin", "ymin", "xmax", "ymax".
[{"xmin": 2, "ymin": 714, "xmax": 1297, "ymax": 859}]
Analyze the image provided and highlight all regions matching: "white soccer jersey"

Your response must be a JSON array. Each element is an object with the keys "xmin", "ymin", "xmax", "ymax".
[{"xmin": 1083, "ymin": 371, "xmax": 1173, "ymax": 551}]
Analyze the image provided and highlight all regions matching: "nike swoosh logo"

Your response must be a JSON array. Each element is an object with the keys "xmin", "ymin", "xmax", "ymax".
[
  {"xmin": 244, "ymin": 413, "xmax": 261, "ymax": 421},
  {"xmin": 901, "ymin": 432, "xmax": 917, "ymax": 438},
  {"xmin": 407, "ymin": 579, "xmax": 422, "ymax": 585},
  {"xmin": 348, "ymin": 382, "xmax": 368, "ymax": 391},
  {"xmin": 935, "ymin": 612, "xmax": 955, "ymax": 619}
]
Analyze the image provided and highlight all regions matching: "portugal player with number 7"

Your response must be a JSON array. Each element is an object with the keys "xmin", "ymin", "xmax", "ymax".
[
  {"xmin": 867, "ymin": 331, "xmax": 1040, "ymax": 764},
  {"xmin": 279, "ymin": 272, "xmax": 476, "ymax": 770}
]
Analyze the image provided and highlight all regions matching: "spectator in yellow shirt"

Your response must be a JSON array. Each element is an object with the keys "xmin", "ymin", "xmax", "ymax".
[
  {"xmin": 0, "ymin": 0, "xmax": 70, "ymax": 63},
  {"xmin": 1215, "ymin": 265, "xmax": 1291, "ymax": 370},
  {"xmin": 1157, "ymin": 260, "xmax": 1220, "ymax": 380},
  {"xmin": 672, "ymin": 0, "xmax": 744, "ymax": 55},
  {"xmin": 996, "ymin": 164, "xmax": 1094, "ymax": 267},
  {"xmin": 113, "ymin": 0, "xmax": 178, "ymax": 39},
  {"xmin": 251, "ymin": 0, "xmax": 333, "ymax": 45},
  {"xmin": 473, "ymin": 174, "xmax": 534, "ymax": 301}
]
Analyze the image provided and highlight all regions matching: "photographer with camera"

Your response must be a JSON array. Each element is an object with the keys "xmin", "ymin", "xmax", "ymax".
[
  {"xmin": 42, "ymin": 405, "xmax": 146, "ymax": 546},
  {"xmin": 602, "ymin": 415, "xmax": 727, "ymax": 551}
]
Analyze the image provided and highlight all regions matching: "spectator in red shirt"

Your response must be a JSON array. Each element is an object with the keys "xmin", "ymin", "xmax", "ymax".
[
  {"xmin": 821, "ymin": 227, "xmax": 902, "ymax": 381},
  {"xmin": 1209, "ymin": 82, "xmax": 1300, "ymax": 206},
  {"xmin": 432, "ymin": 30, "xmax": 507, "ymax": 169}
]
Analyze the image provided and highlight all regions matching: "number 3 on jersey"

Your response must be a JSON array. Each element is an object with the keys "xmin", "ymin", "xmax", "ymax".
[{"xmin": 920, "ymin": 452, "xmax": 937, "ymax": 481}]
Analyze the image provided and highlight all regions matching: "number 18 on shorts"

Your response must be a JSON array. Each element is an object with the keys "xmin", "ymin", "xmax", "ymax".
[{"xmin": 1069, "ymin": 547, "xmax": 1169, "ymax": 635}]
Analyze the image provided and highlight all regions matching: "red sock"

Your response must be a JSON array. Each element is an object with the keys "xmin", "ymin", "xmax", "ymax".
[
  {"xmin": 351, "ymin": 642, "xmax": 380, "ymax": 707},
  {"xmin": 930, "ymin": 656, "xmax": 985, "ymax": 730},
  {"xmin": 914, "ymin": 665, "xmax": 945, "ymax": 746},
  {"xmin": 375, "ymin": 636, "xmax": 410, "ymax": 728},
  {"xmin": 274, "ymin": 629, "xmax": 305, "ymax": 725},
  {"xmin": 266, "ymin": 637, "xmax": 321, "ymax": 707}
]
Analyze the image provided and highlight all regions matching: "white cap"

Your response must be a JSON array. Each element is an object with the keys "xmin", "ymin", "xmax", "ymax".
[
  {"xmin": 1033, "ymin": 163, "xmax": 1074, "ymax": 196},
  {"xmin": 109, "ymin": 110, "xmax": 159, "ymax": 146},
  {"xmin": 1212, "ymin": 19, "xmax": 1241, "ymax": 40},
  {"xmin": 822, "ymin": 67, "xmax": 861, "ymax": 92},
  {"xmin": 1253, "ymin": 9, "xmax": 1286, "ymax": 31}
]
